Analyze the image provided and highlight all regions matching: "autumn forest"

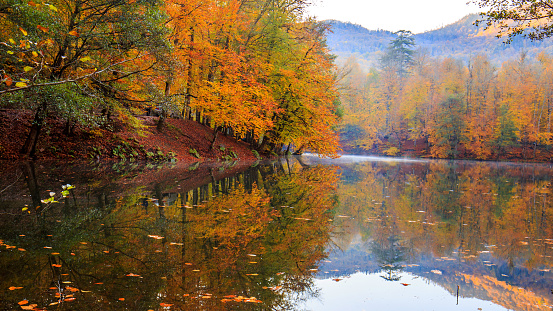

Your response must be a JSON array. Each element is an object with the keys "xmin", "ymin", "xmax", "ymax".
[
  {"xmin": 3, "ymin": 0, "xmax": 553, "ymax": 161},
  {"xmin": 0, "ymin": 0, "xmax": 339, "ymax": 158},
  {"xmin": 339, "ymin": 32, "xmax": 553, "ymax": 161}
]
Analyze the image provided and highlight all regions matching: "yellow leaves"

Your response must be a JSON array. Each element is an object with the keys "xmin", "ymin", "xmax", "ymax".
[
  {"xmin": 9, "ymin": 38, "xmax": 16, "ymax": 45},
  {"xmin": 159, "ymin": 303, "xmax": 173, "ymax": 307},
  {"xmin": 19, "ymin": 28, "xmax": 27, "ymax": 36},
  {"xmin": 15, "ymin": 82, "xmax": 27, "ymax": 88},
  {"xmin": 47, "ymin": 3, "xmax": 57, "ymax": 11},
  {"xmin": 80, "ymin": 56, "xmax": 92, "ymax": 62},
  {"xmin": 23, "ymin": 66, "xmax": 33, "ymax": 72},
  {"xmin": 18, "ymin": 300, "xmax": 28, "ymax": 305},
  {"xmin": 68, "ymin": 30, "xmax": 79, "ymax": 37},
  {"xmin": 220, "ymin": 296, "xmax": 262, "ymax": 303},
  {"xmin": 20, "ymin": 304, "xmax": 37, "ymax": 310},
  {"xmin": 51, "ymin": 264, "xmax": 62, "ymax": 268},
  {"xmin": 147, "ymin": 234, "xmax": 164, "ymax": 240}
]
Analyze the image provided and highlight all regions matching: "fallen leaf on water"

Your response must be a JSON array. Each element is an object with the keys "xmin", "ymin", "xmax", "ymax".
[
  {"xmin": 51, "ymin": 264, "xmax": 62, "ymax": 268},
  {"xmin": 332, "ymin": 278, "xmax": 342, "ymax": 282},
  {"xmin": 18, "ymin": 248, "xmax": 26, "ymax": 252},
  {"xmin": 20, "ymin": 304, "xmax": 36, "ymax": 310},
  {"xmin": 51, "ymin": 252, "xmax": 59, "ymax": 255},
  {"xmin": 184, "ymin": 263, "xmax": 193, "ymax": 266},
  {"xmin": 18, "ymin": 300, "xmax": 28, "ymax": 305},
  {"xmin": 401, "ymin": 283, "xmax": 410, "ymax": 286},
  {"xmin": 48, "ymin": 302, "xmax": 59, "ymax": 306},
  {"xmin": 126, "ymin": 273, "xmax": 140, "ymax": 277},
  {"xmin": 94, "ymin": 283, "xmax": 103, "ymax": 285},
  {"xmin": 431, "ymin": 270, "xmax": 442, "ymax": 275},
  {"xmin": 9, "ymin": 286, "xmax": 23, "ymax": 290},
  {"xmin": 148, "ymin": 235, "xmax": 164, "ymax": 240},
  {"xmin": 246, "ymin": 273, "xmax": 258, "ymax": 276},
  {"xmin": 43, "ymin": 246, "xmax": 52, "ymax": 249},
  {"xmin": 80, "ymin": 242, "xmax": 87, "ymax": 245},
  {"xmin": 118, "ymin": 298, "xmax": 125, "ymax": 301},
  {"xmin": 159, "ymin": 303, "xmax": 173, "ymax": 307}
]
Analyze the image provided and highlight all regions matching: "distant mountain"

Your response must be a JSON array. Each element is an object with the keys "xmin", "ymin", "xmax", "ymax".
[{"xmin": 326, "ymin": 14, "xmax": 553, "ymax": 70}]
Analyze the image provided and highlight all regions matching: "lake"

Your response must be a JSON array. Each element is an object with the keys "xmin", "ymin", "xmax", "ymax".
[{"xmin": 1, "ymin": 156, "xmax": 553, "ymax": 310}]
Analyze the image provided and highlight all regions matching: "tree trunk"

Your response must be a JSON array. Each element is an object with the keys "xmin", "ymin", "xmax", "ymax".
[
  {"xmin": 210, "ymin": 129, "xmax": 219, "ymax": 151},
  {"xmin": 21, "ymin": 101, "xmax": 48, "ymax": 158}
]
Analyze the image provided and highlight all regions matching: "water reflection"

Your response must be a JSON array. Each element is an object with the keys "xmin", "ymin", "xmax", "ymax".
[
  {"xmin": 0, "ymin": 160, "xmax": 339, "ymax": 310},
  {"xmin": 2, "ymin": 157, "xmax": 553, "ymax": 310},
  {"xmin": 314, "ymin": 157, "xmax": 553, "ymax": 311}
]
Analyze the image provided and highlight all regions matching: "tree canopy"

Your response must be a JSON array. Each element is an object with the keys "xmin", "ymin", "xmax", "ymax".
[
  {"xmin": 0, "ymin": 0, "xmax": 341, "ymax": 157},
  {"xmin": 472, "ymin": 0, "xmax": 553, "ymax": 41}
]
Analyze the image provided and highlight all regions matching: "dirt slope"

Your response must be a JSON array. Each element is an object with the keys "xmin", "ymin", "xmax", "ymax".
[{"xmin": 0, "ymin": 109, "xmax": 260, "ymax": 163}]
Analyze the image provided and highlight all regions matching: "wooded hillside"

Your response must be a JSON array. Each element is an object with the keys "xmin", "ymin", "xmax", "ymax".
[
  {"xmin": 328, "ymin": 15, "xmax": 553, "ymax": 70},
  {"xmin": 0, "ymin": 0, "xmax": 341, "ymax": 160}
]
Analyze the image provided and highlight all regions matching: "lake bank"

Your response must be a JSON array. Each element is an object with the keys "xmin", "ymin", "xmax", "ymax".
[{"xmin": 1, "ymin": 109, "xmax": 262, "ymax": 163}]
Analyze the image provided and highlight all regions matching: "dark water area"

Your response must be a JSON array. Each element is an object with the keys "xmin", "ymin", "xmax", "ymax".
[{"xmin": 1, "ymin": 156, "xmax": 553, "ymax": 310}]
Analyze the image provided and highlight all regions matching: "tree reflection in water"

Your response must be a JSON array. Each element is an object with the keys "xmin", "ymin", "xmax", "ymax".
[{"xmin": 0, "ymin": 160, "xmax": 339, "ymax": 310}]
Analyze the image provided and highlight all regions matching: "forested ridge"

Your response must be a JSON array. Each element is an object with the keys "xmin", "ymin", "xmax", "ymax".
[
  {"xmin": 328, "ymin": 15, "xmax": 553, "ymax": 70},
  {"xmin": 0, "ymin": 0, "xmax": 340, "ymax": 159},
  {"xmin": 335, "ymin": 15, "xmax": 553, "ymax": 161}
]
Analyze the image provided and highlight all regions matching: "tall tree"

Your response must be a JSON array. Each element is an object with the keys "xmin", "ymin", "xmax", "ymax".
[
  {"xmin": 379, "ymin": 30, "xmax": 415, "ymax": 78},
  {"xmin": 1, "ymin": 0, "xmax": 169, "ymax": 156}
]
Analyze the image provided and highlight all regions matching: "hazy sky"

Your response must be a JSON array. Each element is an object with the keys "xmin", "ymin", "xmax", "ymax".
[{"xmin": 305, "ymin": 0, "xmax": 485, "ymax": 33}]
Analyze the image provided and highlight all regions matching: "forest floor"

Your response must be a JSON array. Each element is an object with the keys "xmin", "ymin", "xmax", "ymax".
[{"xmin": 0, "ymin": 109, "xmax": 261, "ymax": 163}]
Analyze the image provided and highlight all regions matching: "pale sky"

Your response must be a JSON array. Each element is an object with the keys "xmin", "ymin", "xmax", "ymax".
[{"xmin": 305, "ymin": 0, "xmax": 485, "ymax": 33}]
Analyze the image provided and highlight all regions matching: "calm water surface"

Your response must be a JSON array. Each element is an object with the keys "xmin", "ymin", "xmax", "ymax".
[{"xmin": 1, "ymin": 156, "xmax": 553, "ymax": 310}]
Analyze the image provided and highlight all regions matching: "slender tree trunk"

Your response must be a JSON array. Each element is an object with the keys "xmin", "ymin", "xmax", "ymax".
[
  {"xmin": 21, "ymin": 101, "xmax": 48, "ymax": 158},
  {"xmin": 210, "ymin": 129, "xmax": 219, "ymax": 151}
]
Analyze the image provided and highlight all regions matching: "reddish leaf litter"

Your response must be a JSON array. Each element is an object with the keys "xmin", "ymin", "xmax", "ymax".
[{"xmin": 0, "ymin": 109, "xmax": 260, "ymax": 163}]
